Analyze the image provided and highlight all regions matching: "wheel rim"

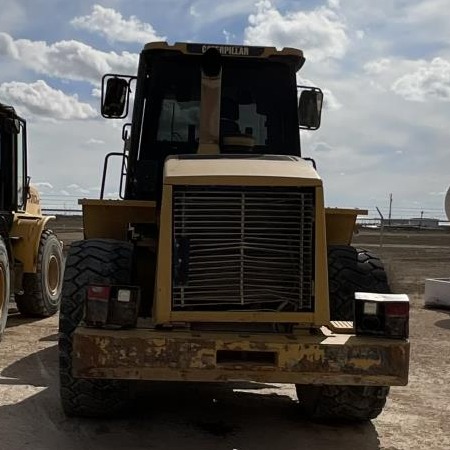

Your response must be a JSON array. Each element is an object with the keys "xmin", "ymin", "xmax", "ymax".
[{"xmin": 47, "ymin": 254, "xmax": 60, "ymax": 296}]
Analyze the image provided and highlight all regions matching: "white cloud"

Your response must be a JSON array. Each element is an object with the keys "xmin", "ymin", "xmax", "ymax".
[
  {"xmin": 392, "ymin": 57, "xmax": 450, "ymax": 102},
  {"xmin": 86, "ymin": 138, "xmax": 105, "ymax": 145},
  {"xmin": 189, "ymin": 0, "xmax": 256, "ymax": 24},
  {"xmin": 0, "ymin": 32, "xmax": 138, "ymax": 85},
  {"xmin": 71, "ymin": 4, "xmax": 165, "ymax": 44},
  {"xmin": 223, "ymin": 29, "xmax": 235, "ymax": 44},
  {"xmin": 364, "ymin": 58, "xmax": 391, "ymax": 75},
  {"xmin": 0, "ymin": 80, "xmax": 96, "ymax": 120},
  {"xmin": 327, "ymin": 0, "xmax": 340, "ymax": 9},
  {"xmin": 33, "ymin": 182, "xmax": 53, "ymax": 189},
  {"xmin": 322, "ymin": 88, "xmax": 342, "ymax": 111},
  {"xmin": 91, "ymin": 88, "xmax": 101, "ymax": 98},
  {"xmin": 60, "ymin": 190, "xmax": 70, "ymax": 196},
  {"xmin": 244, "ymin": 1, "xmax": 349, "ymax": 62},
  {"xmin": 65, "ymin": 184, "xmax": 90, "ymax": 194}
]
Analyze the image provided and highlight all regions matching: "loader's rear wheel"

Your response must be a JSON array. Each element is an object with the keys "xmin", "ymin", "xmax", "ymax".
[
  {"xmin": 0, "ymin": 238, "xmax": 10, "ymax": 340},
  {"xmin": 16, "ymin": 230, "xmax": 63, "ymax": 317},
  {"xmin": 328, "ymin": 245, "xmax": 390, "ymax": 321},
  {"xmin": 295, "ymin": 385, "xmax": 390, "ymax": 422},
  {"xmin": 59, "ymin": 239, "xmax": 133, "ymax": 417},
  {"xmin": 295, "ymin": 246, "xmax": 391, "ymax": 421}
]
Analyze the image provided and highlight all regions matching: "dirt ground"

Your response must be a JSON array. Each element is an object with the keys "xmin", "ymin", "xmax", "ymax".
[{"xmin": 0, "ymin": 222, "xmax": 449, "ymax": 450}]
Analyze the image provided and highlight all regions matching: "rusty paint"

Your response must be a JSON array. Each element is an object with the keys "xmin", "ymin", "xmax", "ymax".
[{"xmin": 72, "ymin": 327, "xmax": 409, "ymax": 386}]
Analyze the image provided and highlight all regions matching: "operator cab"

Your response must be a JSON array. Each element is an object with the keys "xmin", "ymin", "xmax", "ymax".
[{"xmin": 100, "ymin": 43, "xmax": 323, "ymax": 201}]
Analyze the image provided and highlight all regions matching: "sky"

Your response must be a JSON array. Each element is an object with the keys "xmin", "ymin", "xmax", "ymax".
[{"xmin": 0, "ymin": 0, "xmax": 449, "ymax": 219}]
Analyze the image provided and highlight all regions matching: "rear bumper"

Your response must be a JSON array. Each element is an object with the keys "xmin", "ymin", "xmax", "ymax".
[{"xmin": 72, "ymin": 327, "xmax": 409, "ymax": 386}]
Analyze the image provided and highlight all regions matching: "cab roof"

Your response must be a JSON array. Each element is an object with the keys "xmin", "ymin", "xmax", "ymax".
[
  {"xmin": 0, "ymin": 102, "xmax": 17, "ymax": 120},
  {"xmin": 142, "ymin": 42, "xmax": 305, "ymax": 71}
]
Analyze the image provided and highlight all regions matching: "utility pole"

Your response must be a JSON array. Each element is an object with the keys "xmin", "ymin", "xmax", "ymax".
[
  {"xmin": 376, "ymin": 206, "xmax": 384, "ymax": 252},
  {"xmin": 388, "ymin": 193, "xmax": 392, "ymax": 226}
]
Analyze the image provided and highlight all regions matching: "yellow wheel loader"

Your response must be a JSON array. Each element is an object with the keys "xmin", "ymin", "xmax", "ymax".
[
  {"xmin": 0, "ymin": 102, "xmax": 63, "ymax": 339},
  {"xmin": 59, "ymin": 43, "xmax": 410, "ymax": 420}
]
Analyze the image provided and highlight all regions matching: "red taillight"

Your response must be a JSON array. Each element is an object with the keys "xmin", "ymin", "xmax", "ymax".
[
  {"xmin": 85, "ymin": 285, "xmax": 111, "ymax": 326},
  {"xmin": 87, "ymin": 285, "xmax": 111, "ymax": 301},
  {"xmin": 385, "ymin": 302, "xmax": 409, "ymax": 317},
  {"xmin": 85, "ymin": 284, "xmax": 140, "ymax": 328}
]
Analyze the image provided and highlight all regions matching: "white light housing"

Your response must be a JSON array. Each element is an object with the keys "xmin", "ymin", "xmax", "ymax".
[
  {"xmin": 117, "ymin": 289, "xmax": 131, "ymax": 302},
  {"xmin": 363, "ymin": 302, "xmax": 378, "ymax": 315}
]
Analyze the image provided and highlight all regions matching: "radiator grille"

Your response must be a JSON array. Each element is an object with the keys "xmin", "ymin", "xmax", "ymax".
[{"xmin": 172, "ymin": 186, "xmax": 314, "ymax": 312}]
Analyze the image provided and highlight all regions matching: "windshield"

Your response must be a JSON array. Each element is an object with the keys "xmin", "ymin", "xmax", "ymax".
[
  {"xmin": 127, "ymin": 53, "xmax": 300, "ymax": 200},
  {"xmin": 136, "ymin": 54, "xmax": 299, "ymax": 161}
]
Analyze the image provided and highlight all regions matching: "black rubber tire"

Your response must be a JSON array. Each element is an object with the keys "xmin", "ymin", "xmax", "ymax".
[
  {"xmin": 328, "ymin": 245, "xmax": 390, "ymax": 321},
  {"xmin": 295, "ymin": 384, "xmax": 390, "ymax": 422},
  {"xmin": 0, "ymin": 238, "xmax": 10, "ymax": 340},
  {"xmin": 295, "ymin": 246, "xmax": 391, "ymax": 421},
  {"xmin": 16, "ymin": 230, "xmax": 63, "ymax": 317},
  {"xmin": 59, "ymin": 239, "xmax": 133, "ymax": 417}
]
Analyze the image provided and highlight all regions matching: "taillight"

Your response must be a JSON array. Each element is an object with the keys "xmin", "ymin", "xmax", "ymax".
[
  {"xmin": 354, "ymin": 293, "xmax": 409, "ymax": 339},
  {"xmin": 85, "ymin": 284, "xmax": 140, "ymax": 328},
  {"xmin": 85, "ymin": 285, "xmax": 111, "ymax": 326}
]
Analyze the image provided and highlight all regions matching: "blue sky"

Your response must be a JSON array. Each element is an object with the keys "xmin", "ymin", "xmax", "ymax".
[{"xmin": 0, "ymin": 0, "xmax": 449, "ymax": 219}]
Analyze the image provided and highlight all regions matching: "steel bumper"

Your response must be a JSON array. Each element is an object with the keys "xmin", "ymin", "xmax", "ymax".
[{"xmin": 72, "ymin": 327, "xmax": 409, "ymax": 385}]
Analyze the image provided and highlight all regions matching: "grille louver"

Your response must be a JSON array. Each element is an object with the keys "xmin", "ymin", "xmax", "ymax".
[{"xmin": 172, "ymin": 186, "xmax": 314, "ymax": 312}]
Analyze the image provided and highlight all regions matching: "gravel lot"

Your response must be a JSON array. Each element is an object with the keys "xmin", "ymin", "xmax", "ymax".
[{"xmin": 0, "ymin": 226, "xmax": 449, "ymax": 450}]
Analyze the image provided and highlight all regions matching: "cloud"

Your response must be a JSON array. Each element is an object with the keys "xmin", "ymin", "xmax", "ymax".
[
  {"xmin": 188, "ymin": 0, "xmax": 256, "ymax": 24},
  {"xmin": 392, "ymin": 57, "xmax": 450, "ymax": 102},
  {"xmin": 86, "ymin": 138, "xmax": 105, "ymax": 145},
  {"xmin": 244, "ymin": 1, "xmax": 349, "ymax": 62},
  {"xmin": 223, "ymin": 29, "xmax": 235, "ymax": 44},
  {"xmin": 71, "ymin": 4, "xmax": 165, "ymax": 44},
  {"xmin": 322, "ymin": 88, "xmax": 342, "ymax": 111},
  {"xmin": 364, "ymin": 58, "xmax": 391, "ymax": 75},
  {"xmin": 66, "ymin": 183, "xmax": 90, "ymax": 194},
  {"xmin": 0, "ymin": 80, "xmax": 96, "ymax": 119},
  {"xmin": 0, "ymin": 32, "xmax": 138, "ymax": 85},
  {"xmin": 33, "ymin": 182, "xmax": 53, "ymax": 189},
  {"xmin": 0, "ymin": 1, "xmax": 26, "ymax": 33}
]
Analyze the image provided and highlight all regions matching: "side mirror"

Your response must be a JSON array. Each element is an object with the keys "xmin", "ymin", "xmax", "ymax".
[
  {"xmin": 298, "ymin": 88, "xmax": 323, "ymax": 130},
  {"xmin": 102, "ymin": 76, "xmax": 130, "ymax": 118}
]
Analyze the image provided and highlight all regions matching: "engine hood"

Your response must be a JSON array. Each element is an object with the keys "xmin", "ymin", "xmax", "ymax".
[{"xmin": 163, "ymin": 155, "xmax": 322, "ymax": 187}]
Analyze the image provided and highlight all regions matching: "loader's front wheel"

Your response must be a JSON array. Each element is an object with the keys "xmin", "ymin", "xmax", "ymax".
[
  {"xmin": 16, "ymin": 230, "xmax": 63, "ymax": 317},
  {"xmin": 0, "ymin": 238, "xmax": 10, "ymax": 340},
  {"xmin": 59, "ymin": 239, "xmax": 133, "ymax": 417},
  {"xmin": 295, "ymin": 384, "xmax": 390, "ymax": 422}
]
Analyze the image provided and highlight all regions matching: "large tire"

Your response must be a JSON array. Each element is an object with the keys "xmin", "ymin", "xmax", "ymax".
[
  {"xmin": 295, "ymin": 385, "xmax": 390, "ymax": 422},
  {"xmin": 16, "ymin": 230, "xmax": 63, "ymax": 317},
  {"xmin": 328, "ymin": 245, "xmax": 390, "ymax": 321},
  {"xmin": 295, "ymin": 246, "xmax": 390, "ymax": 421},
  {"xmin": 59, "ymin": 239, "xmax": 133, "ymax": 417},
  {"xmin": 0, "ymin": 238, "xmax": 10, "ymax": 340}
]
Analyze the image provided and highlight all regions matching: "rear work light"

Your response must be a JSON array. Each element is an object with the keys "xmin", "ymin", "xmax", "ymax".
[
  {"xmin": 354, "ymin": 292, "xmax": 409, "ymax": 339},
  {"xmin": 85, "ymin": 284, "xmax": 140, "ymax": 328}
]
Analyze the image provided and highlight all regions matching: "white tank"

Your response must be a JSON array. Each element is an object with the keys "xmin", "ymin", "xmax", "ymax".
[{"xmin": 446, "ymin": 185, "xmax": 450, "ymax": 221}]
